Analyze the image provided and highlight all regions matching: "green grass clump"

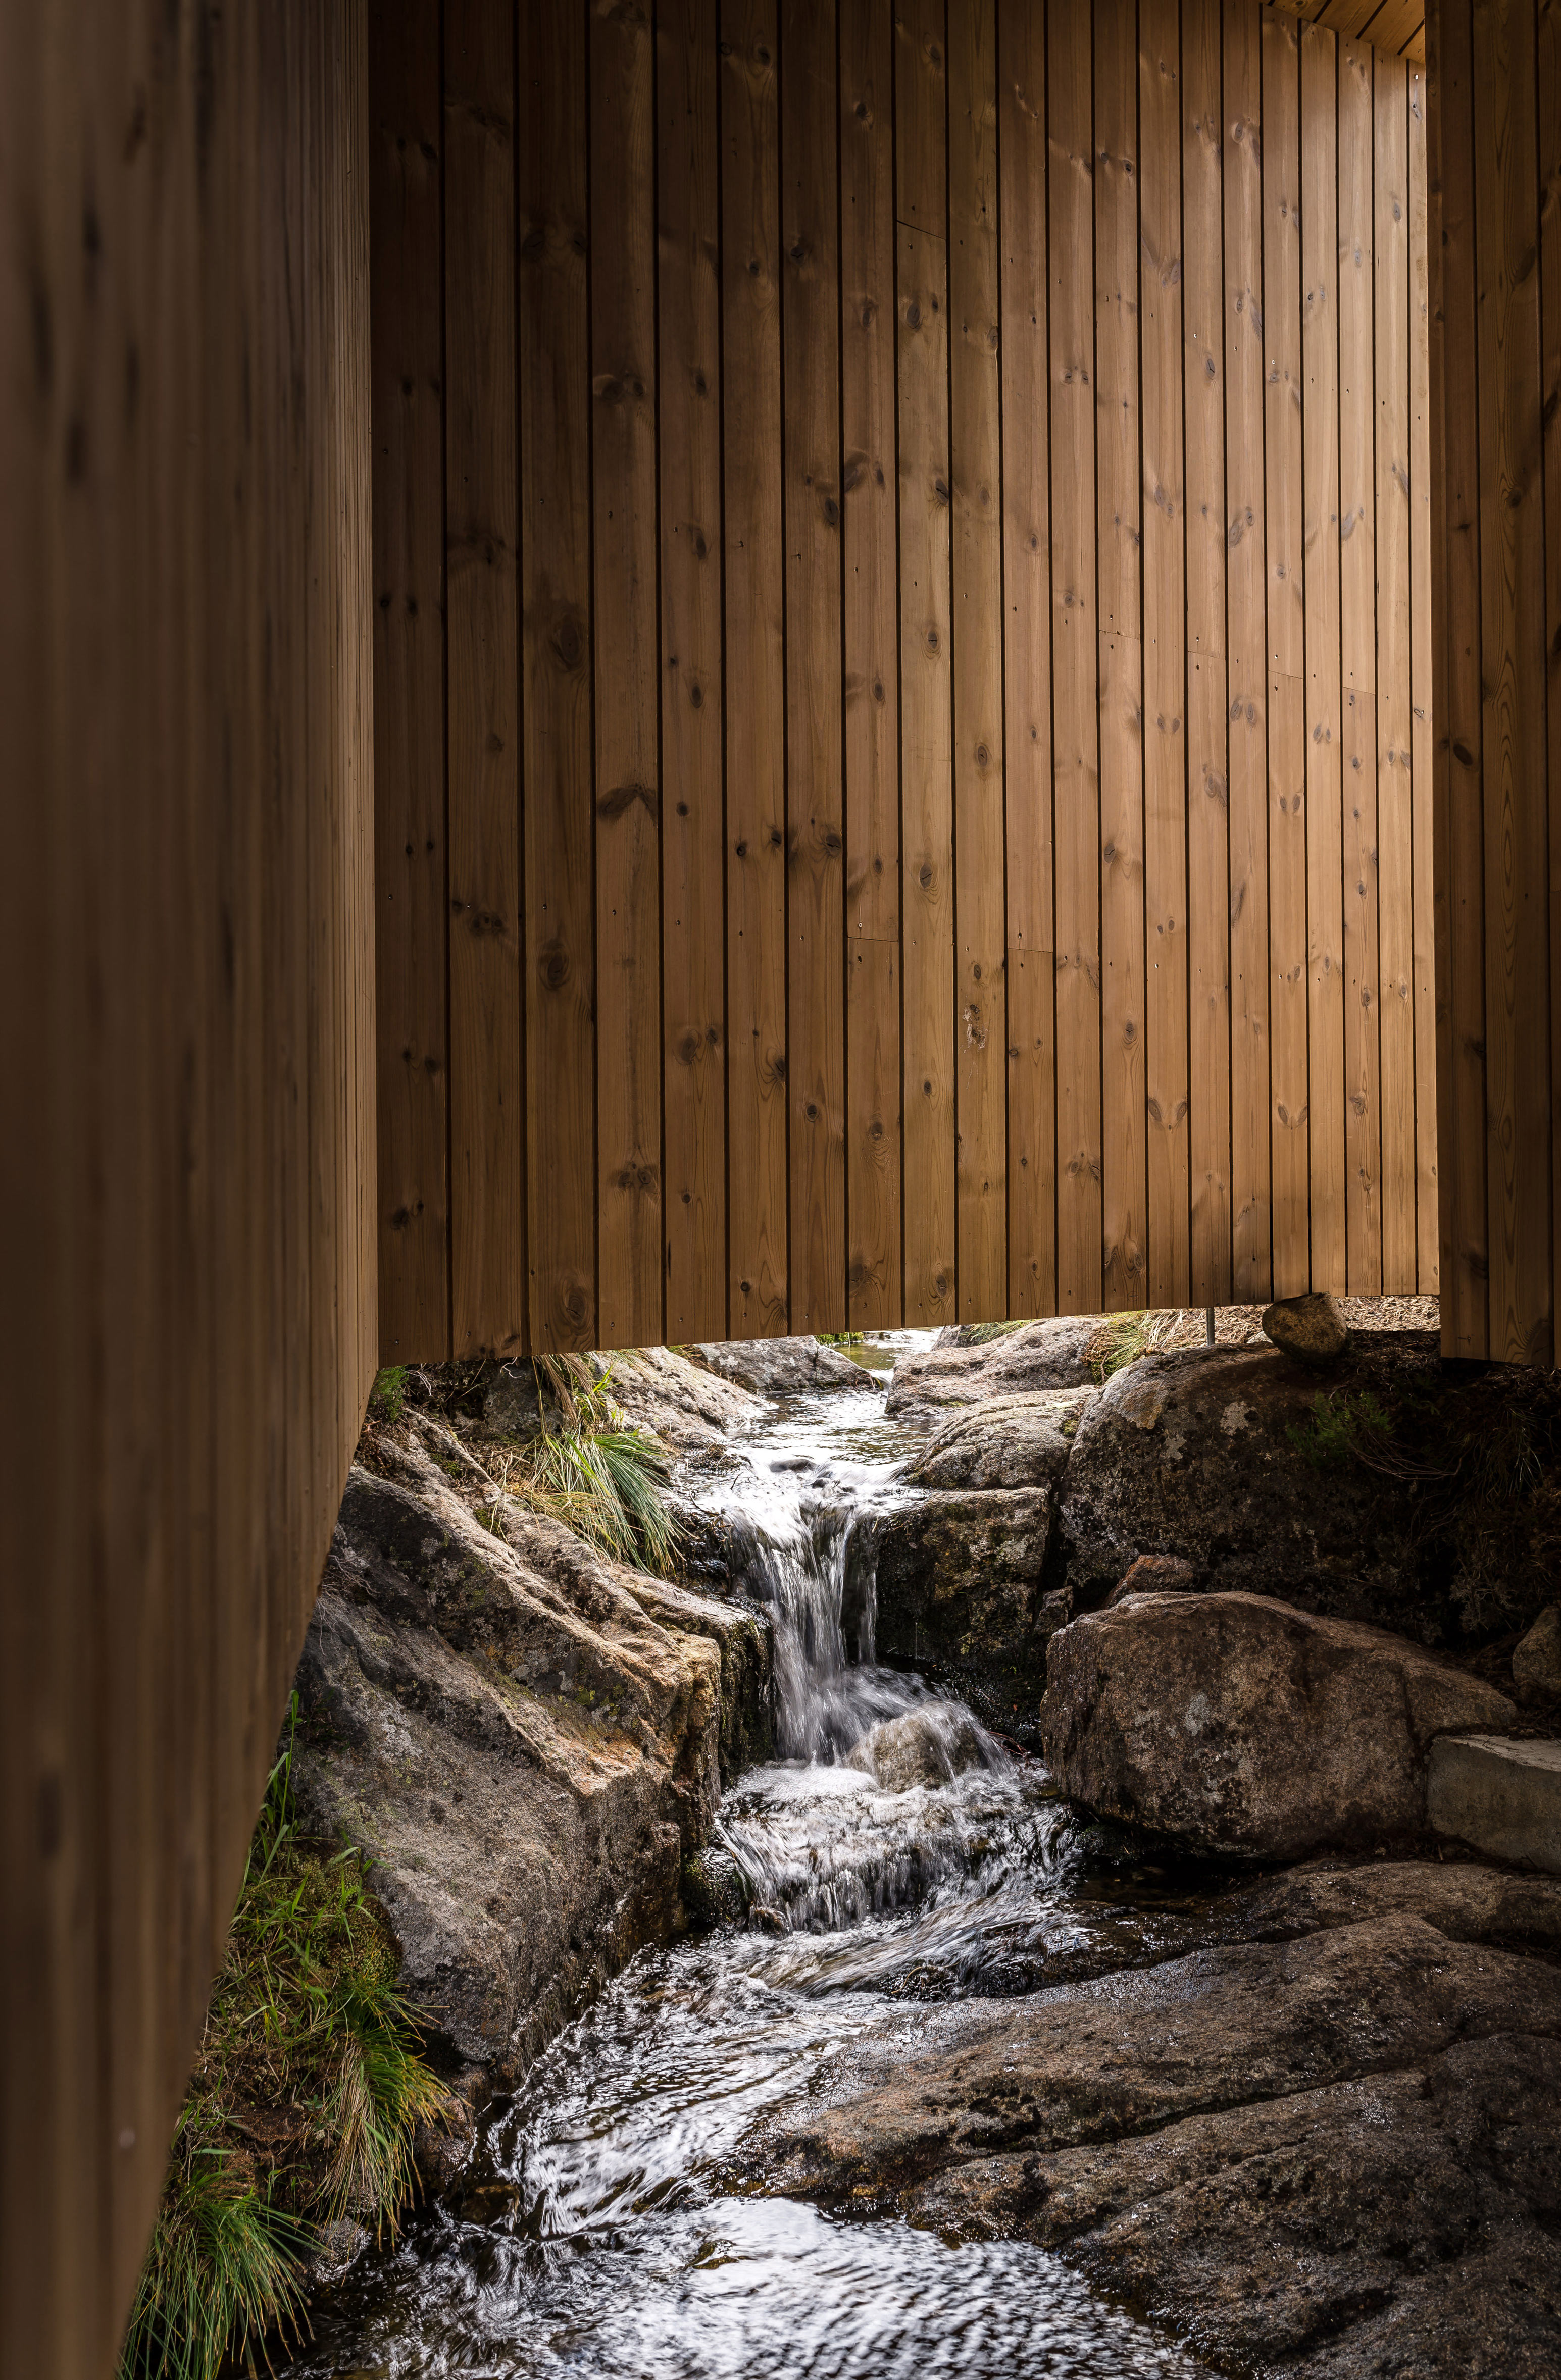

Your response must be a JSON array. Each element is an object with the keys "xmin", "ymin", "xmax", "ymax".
[
  {"xmin": 369, "ymin": 1365, "xmax": 408, "ymax": 1424},
  {"xmin": 119, "ymin": 1709, "xmax": 451, "ymax": 2380},
  {"xmin": 817, "ymin": 1330, "xmax": 866, "ymax": 1347},
  {"xmin": 962, "ymin": 1319, "xmax": 1028, "ymax": 1345},
  {"xmin": 510, "ymin": 1413, "xmax": 680, "ymax": 1575},
  {"xmin": 1090, "ymin": 1312, "xmax": 1161, "ymax": 1382}
]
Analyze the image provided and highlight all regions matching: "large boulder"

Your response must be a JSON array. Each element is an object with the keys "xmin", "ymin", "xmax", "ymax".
[
  {"xmin": 885, "ymin": 1317, "xmax": 1099, "ymax": 1427},
  {"xmin": 905, "ymin": 1387, "xmax": 1093, "ymax": 1492},
  {"xmin": 477, "ymin": 1342, "xmax": 764, "ymax": 1452},
  {"xmin": 868, "ymin": 1488, "xmax": 1066, "ymax": 1729},
  {"xmin": 689, "ymin": 1335, "xmax": 875, "ymax": 1398},
  {"xmin": 1055, "ymin": 1335, "xmax": 1440, "ymax": 1630},
  {"xmin": 291, "ymin": 1433, "xmax": 772, "ymax": 2077},
  {"xmin": 1040, "ymin": 1591, "xmax": 1515, "ymax": 1858},
  {"xmin": 756, "ymin": 1915, "xmax": 1561, "ymax": 2378}
]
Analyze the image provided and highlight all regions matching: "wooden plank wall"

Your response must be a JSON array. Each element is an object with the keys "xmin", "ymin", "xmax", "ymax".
[
  {"xmin": 0, "ymin": 5, "xmax": 377, "ymax": 2373},
  {"xmin": 1428, "ymin": 0, "xmax": 1560, "ymax": 1365},
  {"xmin": 377, "ymin": 0, "xmax": 1438, "ymax": 1359}
]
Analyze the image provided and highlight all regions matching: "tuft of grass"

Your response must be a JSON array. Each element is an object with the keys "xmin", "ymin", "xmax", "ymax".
[
  {"xmin": 521, "ymin": 1418, "xmax": 682, "ymax": 1575},
  {"xmin": 119, "ymin": 1706, "xmax": 452, "ymax": 2380},
  {"xmin": 1090, "ymin": 1312, "xmax": 1167, "ymax": 1382},
  {"xmin": 369, "ymin": 1366, "xmax": 408, "ymax": 1425},
  {"xmin": 817, "ymin": 1331, "xmax": 866, "ymax": 1347},
  {"xmin": 963, "ymin": 1319, "xmax": 1028, "ymax": 1345}
]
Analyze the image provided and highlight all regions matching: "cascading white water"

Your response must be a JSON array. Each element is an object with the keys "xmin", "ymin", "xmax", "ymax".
[{"xmin": 279, "ymin": 1344, "xmax": 1217, "ymax": 2380}]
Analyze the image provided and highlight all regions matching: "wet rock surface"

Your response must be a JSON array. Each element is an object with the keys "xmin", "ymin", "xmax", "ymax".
[
  {"xmin": 904, "ymin": 1386, "xmax": 1093, "ymax": 1492},
  {"xmin": 1041, "ymin": 1590, "xmax": 1515, "ymax": 1858},
  {"xmin": 291, "ymin": 1426, "xmax": 772, "ymax": 2076},
  {"xmin": 753, "ymin": 1912, "xmax": 1561, "ymax": 2376},
  {"xmin": 885, "ymin": 1318, "xmax": 1098, "ymax": 1426},
  {"xmin": 844, "ymin": 1705, "xmax": 990, "ymax": 1792},
  {"xmin": 869, "ymin": 1487, "xmax": 1065, "ymax": 1729},
  {"xmin": 689, "ymin": 1335, "xmax": 876, "ymax": 1399}
]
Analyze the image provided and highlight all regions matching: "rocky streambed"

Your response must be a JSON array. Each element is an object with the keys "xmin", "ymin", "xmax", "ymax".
[{"xmin": 279, "ymin": 1316, "xmax": 1561, "ymax": 2377}]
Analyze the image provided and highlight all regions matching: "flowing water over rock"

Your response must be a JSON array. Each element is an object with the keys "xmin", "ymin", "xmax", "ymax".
[{"xmin": 283, "ymin": 1346, "xmax": 1218, "ymax": 2379}]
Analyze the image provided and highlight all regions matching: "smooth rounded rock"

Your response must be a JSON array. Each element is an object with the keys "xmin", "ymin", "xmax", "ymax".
[
  {"xmin": 1261, "ymin": 1290, "xmax": 1348, "ymax": 1364},
  {"xmin": 847, "ymin": 1704, "xmax": 990, "ymax": 1792},
  {"xmin": 1040, "ymin": 1590, "xmax": 1516, "ymax": 1859},
  {"xmin": 1105, "ymin": 1553, "xmax": 1199, "ymax": 1606}
]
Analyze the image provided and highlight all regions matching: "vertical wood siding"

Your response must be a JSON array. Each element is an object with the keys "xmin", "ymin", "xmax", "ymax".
[
  {"xmin": 377, "ymin": 0, "xmax": 1437, "ymax": 1357},
  {"xmin": 0, "ymin": 4, "xmax": 376, "ymax": 2370},
  {"xmin": 1428, "ymin": 0, "xmax": 1559, "ymax": 1364}
]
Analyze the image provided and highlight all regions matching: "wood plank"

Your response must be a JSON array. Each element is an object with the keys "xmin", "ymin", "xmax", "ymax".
[
  {"xmin": 1337, "ymin": 34, "xmax": 1382, "ymax": 1291},
  {"xmin": 1049, "ymin": 0, "xmax": 1102, "ymax": 1315},
  {"xmin": 1181, "ymin": 0, "xmax": 1231, "ymax": 1305},
  {"xmin": 1095, "ymin": 0, "xmax": 1146, "ymax": 1311},
  {"xmin": 950, "ymin": 0, "xmax": 1006, "ymax": 1320},
  {"xmin": 840, "ymin": 0, "xmax": 902, "ymax": 1327},
  {"xmin": 897, "ymin": 0, "xmax": 956, "ymax": 1325},
  {"xmin": 1406, "ymin": 60, "xmax": 1437, "ymax": 1292},
  {"xmin": 445, "ymin": 0, "xmax": 523, "ymax": 1357},
  {"xmin": 1472, "ymin": 0, "xmax": 1550, "ymax": 1357},
  {"xmin": 1542, "ymin": 0, "xmax": 1561, "ymax": 1352},
  {"xmin": 1359, "ymin": 0, "xmax": 1426, "ymax": 53},
  {"xmin": 371, "ymin": 0, "xmax": 448, "ymax": 1359},
  {"xmin": 780, "ymin": 0, "xmax": 846, "ymax": 1334},
  {"xmin": 591, "ymin": 0, "xmax": 662, "ymax": 1351},
  {"xmin": 520, "ymin": 0, "xmax": 596, "ymax": 1350},
  {"xmin": 1263, "ymin": 7, "xmax": 1308, "ymax": 1296},
  {"xmin": 659, "ymin": 0, "xmax": 728, "ymax": 1341},
  {"xmin": 1141, "ymin": 0, "xmax": 1191, "ymax": 1308},
  {"xmin": 1428, "ymin": 0, "xmax": 1485, "ymax": 1351},
  {"xmin": 1374, "ymin": 53, "xmax": 1416, "ymax": 1293},
  {"xmin": 720, "ymin": 4, "xmax": 789, "ymax": 1336},
  {"xmin": 998, "ymin": 0, "xmax": 1055, "ymax": 1317},
  {"xmin": 1301, "ymin": 21, "xmax": 1345, "ymax": 1291},
  {"xmin": 1224, "ymin": 0, "xmax": 1272, "ymax": 1297}
]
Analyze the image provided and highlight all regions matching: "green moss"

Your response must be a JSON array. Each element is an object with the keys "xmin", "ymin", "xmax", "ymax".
[
  {"xmin": 118, "ymin": 1705, "xmax": 452, "ymax": 2380},
  {"xmin": 368, "ymin": 1366, "xmax": 408, "ymax": 1424}
]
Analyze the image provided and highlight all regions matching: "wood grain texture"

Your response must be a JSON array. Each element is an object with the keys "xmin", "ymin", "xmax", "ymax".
[
  {"xmin": 383, "ymin": 0, "xmax": 1445, "ymax": 1357},
  {"xmin": 372, "ymin": 0, "xmax": 448, "ymax": 1358},
  {"xmin": 1540, "ymin": 0, "xmax": 1561, "ymax": 1352},
  {"xmin": 660, "ymin": 0, "xmax": 728, "ymax": 1341},
  {"xmin": 1407, "ymin": 62, "xmax": 1437, "ymax": 1289},
  {"xmin": 1141, "ymin": 0, "xmax": 1192, "ymax": 1307},
  {"xmin": 445, "ymin": 0, "xmax": 524, "ymax": 1356},
  {"xmin": 950, "ymin": 0, "xmax": 1008, "ymax": 1320},
  {"xmin": 999, "ymin": 0, "xmax": 1056, "ymax": 1317},
  {"xmin": 1, "ymin": 5, "xmax": 376, "ymax": 2367},
  {"xmin": 521, "ymin": 0, "xmax": 596, "ymax": 1350},
  {"xmin": 1095, "ymin": 0, "xmax": 1148, "ymax": 1311},
  {"xmin": 1300, "ymin": 21, "xmax": 1346, "ymax": 1289},
  {"xmin": 1471, "ymin": 0, "xmax": 1550, "ymax": 1358},
  {"xmin": 721, "ymin": 2, "xmax": 790, "ymax": 1336},
  {"xmin": 1264, "ymin": 7, "xmax": 1310, "ymax": 1296},
  {"xmin": 1428, "ymin": 0, "xmax": 1487, "ymax": 1351},
  {"xmin": 592, "ymin": 0, "xmax": 664, "ymax": 1350},
  {"xmin": 1338, "ymin": 33, "xmax": 1382, "ymax": 1291},
  {"xmin": 1225, "ymin": 0, "xmax": 1273, "ymax": 1297},
  {"xmin": 840, "ymin": 0, "xmax": 902, "ymax": 1326},
  {"xmin": 781, "ymin": 0, "xmax": 846, "ymax": 1334},
  {"xmin": 897, "ymin": 0, "xmax": 956, "ymax": 1326},
  {"xmin": 1375, "ymin": 51, "xmax": 1416, "ymax": 1293},
  {"xmin": 1050, "ymin": 0, "xmax": 1104, "ymax": 1313},
  {"xmin": 1183, "ymin": 0, "xmax": 1232, "ymax": 1304}
]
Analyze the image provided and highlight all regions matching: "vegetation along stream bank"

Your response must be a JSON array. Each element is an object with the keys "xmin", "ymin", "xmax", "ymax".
[{"xmin": 125, "ymin": 1300, "xmax": 1561, "ymax": 2378}]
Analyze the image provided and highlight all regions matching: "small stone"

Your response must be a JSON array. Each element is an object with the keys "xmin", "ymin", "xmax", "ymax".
[
  {"xmin": 1106, "ymin": 1553, "xmax": 1198, "ymax": 1606},
  {"xmin": 1514, "ymin": 1606, "xmax": 1561, "ymax": 1701},
  {"xmin": 1261, "ymin": 1290, "xmax": 1348, "ymax": 1364},
  {"xmin": 847, "ymin": 1704, "xmax": 989, "ymax": 1792}
]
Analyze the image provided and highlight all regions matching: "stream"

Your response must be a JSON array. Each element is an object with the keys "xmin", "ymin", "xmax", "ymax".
[{"xmin": 284, "ymin": 1340, "xmax": 1224, "ymax": 2379}]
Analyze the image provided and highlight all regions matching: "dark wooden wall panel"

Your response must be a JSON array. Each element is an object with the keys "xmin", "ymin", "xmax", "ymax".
[
  {"xmin": 1426, "ymin": 0, "xmax": 1557, "ymax": 1363},
  {"xmin": 1, "ymin": 4, "xmax": 377, "ymax": 2371},
  {"xmin": 379, "ymin": 0, "xmax": 1438, "ymax": 1359}
]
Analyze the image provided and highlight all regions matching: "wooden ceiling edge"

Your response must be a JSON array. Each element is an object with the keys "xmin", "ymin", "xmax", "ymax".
[{"xmin": 1262, "ymin": 0, "xmax": 1427, "ymax": 66}]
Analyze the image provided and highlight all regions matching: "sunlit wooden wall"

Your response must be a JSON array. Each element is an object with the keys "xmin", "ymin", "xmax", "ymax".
[
  {"xmin": 0, "ymin": 6, "xmax": 376, "ymax": 2373},
  {"xmin": 374, "ymin": 0, "xmax": 1436, "ymax": 1362},
  {"xmin": 1430, "ymin": 0, "xmax": 1561, "ymax": 1367}
]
